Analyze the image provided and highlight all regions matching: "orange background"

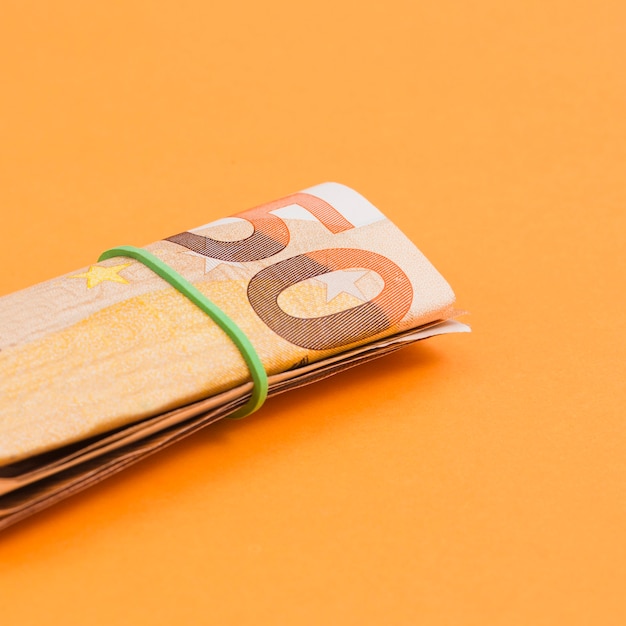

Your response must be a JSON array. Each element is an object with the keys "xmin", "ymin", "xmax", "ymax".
[{"xmin": 1, "ymin": 1, "xmax": 625, "ymax": 624}]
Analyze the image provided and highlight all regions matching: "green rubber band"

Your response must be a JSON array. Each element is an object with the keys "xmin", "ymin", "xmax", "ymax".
[{"xmin": 98, "ymin": 245, "xmax": 268, "ymax": 419}]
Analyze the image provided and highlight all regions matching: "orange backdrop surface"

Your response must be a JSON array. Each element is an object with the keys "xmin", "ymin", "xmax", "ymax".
[{"xmin": 0, "ymin": 1, "xmax": 625, "ymax": 624}]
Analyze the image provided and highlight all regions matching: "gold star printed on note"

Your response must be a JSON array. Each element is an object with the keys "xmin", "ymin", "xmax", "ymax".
[{"xmin": 71, "ymin": 263, "xmax": 133, "ymax": 289}]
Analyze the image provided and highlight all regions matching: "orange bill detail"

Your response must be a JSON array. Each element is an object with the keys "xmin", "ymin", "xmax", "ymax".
[
  {"xmin": 247, "ymin": 248, "xmax": 413, "ymax": 350},
  {"xmin": 165, "ymin": 192, "xmax": 356, "ymax": 263}
]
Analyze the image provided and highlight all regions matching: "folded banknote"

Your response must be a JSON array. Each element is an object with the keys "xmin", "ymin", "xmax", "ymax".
[{"xmin": 0, "ymin": 182, "xmax": 468, "ymax": 529}]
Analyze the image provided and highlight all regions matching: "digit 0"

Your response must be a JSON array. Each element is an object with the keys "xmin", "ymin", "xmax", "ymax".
[
  {"xmin": 247, "ymin": 248, "xmax": 413, "ymax": 350},
  {"xmin": 166, "ymin": 193, "xmax": 355, "ymax": 262}
]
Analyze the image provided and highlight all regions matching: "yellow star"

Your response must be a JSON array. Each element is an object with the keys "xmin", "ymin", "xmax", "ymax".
[{"xmin": 71, "ymin": 263, "xmax": 132, "ymax": 289}]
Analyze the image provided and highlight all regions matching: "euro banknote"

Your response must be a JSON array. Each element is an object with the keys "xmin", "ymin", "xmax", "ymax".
[{"xmin": 0, "ymin": 182, "xmax": 468, "ymax": 529}]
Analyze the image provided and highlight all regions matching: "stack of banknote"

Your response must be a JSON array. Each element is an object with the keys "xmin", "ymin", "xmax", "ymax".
[{"xmin": 0, "ymin": 182, "xmax": 468, "ymax": 529}]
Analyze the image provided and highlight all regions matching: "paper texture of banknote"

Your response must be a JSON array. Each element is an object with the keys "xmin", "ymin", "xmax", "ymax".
[{"xmin": 0, "ymin": 182, "xmax": 469, "ymax": 529}]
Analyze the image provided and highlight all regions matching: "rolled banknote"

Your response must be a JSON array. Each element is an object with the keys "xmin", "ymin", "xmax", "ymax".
[{"xmin": 0, "ymin": 182, "xmax": 468, "ymax": 529}]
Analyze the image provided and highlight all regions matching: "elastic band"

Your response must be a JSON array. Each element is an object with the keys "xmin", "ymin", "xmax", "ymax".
[{"xmin": 98, "ymin": 245, "xmax": 268, "ymax": 419}]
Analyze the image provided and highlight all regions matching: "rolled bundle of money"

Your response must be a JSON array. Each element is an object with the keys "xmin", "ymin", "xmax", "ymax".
[{"xmin": 0, "ymin": 182, "xmax": 468, "ymax": 529}]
